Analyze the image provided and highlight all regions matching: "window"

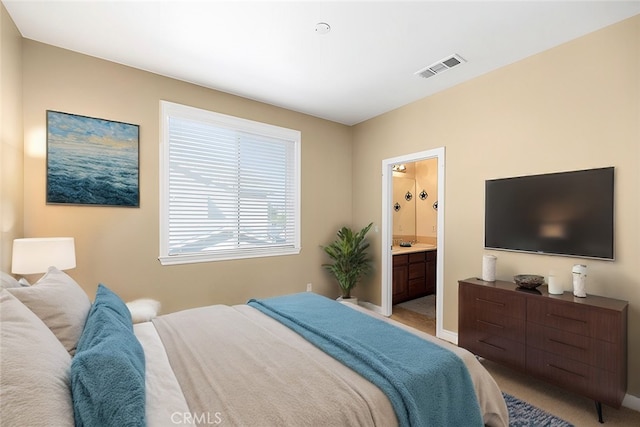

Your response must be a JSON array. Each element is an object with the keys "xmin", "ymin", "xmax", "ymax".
[{"xmin": 159, "ymin": 101, "xmax": 300, "ymax": 265}]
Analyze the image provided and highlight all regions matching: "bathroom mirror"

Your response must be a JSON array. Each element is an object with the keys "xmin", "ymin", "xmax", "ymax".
[
  {"xmin": 392, "ymin": 176, "xmax": 416, "ymax": 242},
  {"xmin": 392, "ymin": 159, "xmax": 438, "ymax": 245}
]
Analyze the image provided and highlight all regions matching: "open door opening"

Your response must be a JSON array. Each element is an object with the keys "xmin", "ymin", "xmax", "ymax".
[{"xmin": 381, "ymin": 147, "xmax": 447, "ymax": 340}]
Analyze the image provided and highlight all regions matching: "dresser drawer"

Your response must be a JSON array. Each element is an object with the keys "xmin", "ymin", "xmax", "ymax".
[
  {"xmin": 460, "ymin": 332, "xmax": 525, "ymax": 368},
  {"xmin": 526, "ymin": 347, "xmax": 621, "ymax": 407},
  {"xmin": 527, "ymin": 323, "xmax": 616, "ymax": 372},
  {"xmin": 468, "ymin": 309, "xmax": 526, "ymax": 343},
  {"xmin": 462, "ymin": 284, "xmax": 526, "ymax": 319},
  {"xmin": 527, "ymin": 298, "xmax": 621, "ymax": 343},
  {"xmin": 526, "ymin": 347, "xmax": 591, "ymax": 396}
]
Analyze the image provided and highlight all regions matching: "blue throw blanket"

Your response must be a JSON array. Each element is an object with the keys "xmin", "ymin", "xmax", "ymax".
[{"xmin": 248, "ymin": 293, "xmax": 483, "ymax": 427}]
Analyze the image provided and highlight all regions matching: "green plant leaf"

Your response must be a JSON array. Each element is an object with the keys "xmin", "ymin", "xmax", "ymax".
[{"xmin": 321, "ymin": 222, "xmax": 373, "ymax": 298}]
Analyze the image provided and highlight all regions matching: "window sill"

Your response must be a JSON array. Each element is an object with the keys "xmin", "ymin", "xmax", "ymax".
[{"xmin": 158, "ymin": 246, "xmax": 301, "ymax": 266}]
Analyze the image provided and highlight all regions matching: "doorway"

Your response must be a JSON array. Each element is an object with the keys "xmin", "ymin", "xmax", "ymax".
[{"xmin": 381, "ymin": 147, "xmax": 446, "ymax": 339}]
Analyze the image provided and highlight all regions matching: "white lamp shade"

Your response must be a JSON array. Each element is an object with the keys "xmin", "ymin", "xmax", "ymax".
[{"xmin": 11, "ymin": 237, "xmax": 76, "ymax": 274}]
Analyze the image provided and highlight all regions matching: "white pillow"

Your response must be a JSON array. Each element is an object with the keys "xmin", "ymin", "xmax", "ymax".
[
  {"xmin": 0, "ymin": 271, "xmax": 21, "ymax": 288},
  {"xmin": 0, "ymin": 290, "xmax": 74, "ymax": 426},
  {"xmin": 126, "ymin": 298, "xmax": 161, "ymax": 323},
  {"xmin": 7, "ymin": 267, "xmax": 91, "ymax": 355}
]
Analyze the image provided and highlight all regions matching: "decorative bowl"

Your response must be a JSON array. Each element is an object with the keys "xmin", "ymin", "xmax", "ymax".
[{"xmin": 514, "ymin": 274, "xmax": 545, "ymax": 289}]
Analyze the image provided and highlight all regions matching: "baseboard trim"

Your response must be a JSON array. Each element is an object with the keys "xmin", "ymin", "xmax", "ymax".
[
  {"xmin": 358, "ymin": 301, "xmax": 384, "ymax": 314},
  {"xmin": 437, "ymin": 328, "xmax": 458, "ymax": 345},
  {"xmin": 622, "ymin": 393, "xmax": 640, "ymax": 412}
]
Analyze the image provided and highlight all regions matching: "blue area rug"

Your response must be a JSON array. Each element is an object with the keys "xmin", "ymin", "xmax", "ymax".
[{"xmin": 504, "ymin": 392, "xmax": 574, "ymax": 427}]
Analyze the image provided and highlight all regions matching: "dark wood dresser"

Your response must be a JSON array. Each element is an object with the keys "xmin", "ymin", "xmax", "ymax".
[{"xmin": 458, "ymin": 277, "xmax": 628, "ymax": 422}]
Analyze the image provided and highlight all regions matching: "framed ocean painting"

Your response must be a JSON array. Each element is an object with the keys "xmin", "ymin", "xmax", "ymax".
[{"xmin": 46, "ymin": 111, "xmax": 140, "ymax": 207}]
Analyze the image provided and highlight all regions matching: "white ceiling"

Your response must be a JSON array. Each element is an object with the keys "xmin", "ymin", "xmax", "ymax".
[{"xmin": 4, "ymin": 1, "xmax": 640, "ymax": 125}]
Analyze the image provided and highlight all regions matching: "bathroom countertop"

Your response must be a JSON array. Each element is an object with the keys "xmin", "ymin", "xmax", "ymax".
[{"xmin": 391, "ymin": 243, "xmax": 437, "ymax": 255}]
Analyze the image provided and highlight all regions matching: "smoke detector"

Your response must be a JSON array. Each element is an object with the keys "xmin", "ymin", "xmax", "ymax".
[
  {"xmin": 415, "ymin": 54, "xmax": 466, "ymax": 79},
  {"xmin": 315, "ymin": 22, "xmax": 331, "ymax": 35}
]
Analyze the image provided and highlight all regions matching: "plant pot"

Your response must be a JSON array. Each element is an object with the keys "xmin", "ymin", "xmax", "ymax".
[{"xmin": 337, "ymin": 296, "xmax": 358, "ymax": 305}]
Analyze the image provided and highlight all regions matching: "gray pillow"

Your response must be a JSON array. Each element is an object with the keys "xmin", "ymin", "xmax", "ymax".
[
  {"xmin": 8, "ymin": 267, "xmax": 91, "ymax": 355},
  {"xmin": 0, "ymin": 271, "xmax": 21, "ymax": 288},
  {"xmin": 0, "ymin": 290, "xmax": 74, "ymax": 426}
]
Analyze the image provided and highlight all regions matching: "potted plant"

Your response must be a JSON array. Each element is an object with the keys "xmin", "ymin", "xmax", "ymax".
[{"xmin": 322, "ymin": 222, "xmax": 373, "ymax": 303}]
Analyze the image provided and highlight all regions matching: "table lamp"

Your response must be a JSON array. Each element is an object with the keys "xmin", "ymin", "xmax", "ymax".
[{"xmin": 11, "ymin": 237, "xmax": 76, "ymax": 283}]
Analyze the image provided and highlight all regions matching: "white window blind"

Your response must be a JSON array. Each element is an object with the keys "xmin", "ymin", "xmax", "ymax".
[{"xmin": 159, "ymin": 101, "xmax": 300, "ymax": 265}]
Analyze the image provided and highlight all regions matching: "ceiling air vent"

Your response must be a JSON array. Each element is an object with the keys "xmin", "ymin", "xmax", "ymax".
[{"xmin": 415, "ymin": 54, "xmax": 466, "ymax": 79}]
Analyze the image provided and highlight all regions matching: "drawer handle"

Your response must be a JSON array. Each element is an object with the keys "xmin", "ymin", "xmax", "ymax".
[
  {"xmin": 548, "ymin": 338, "xmax": 586, "ymax": 352},
  {"xmin": 546, "ymin": 313, "xmax": 587, "ymax": 324},
  {"xmin": 478, "ymin": 339, "xmax": 505, "ymax": 352},
  {"xmin": 477, "ymin": 319, "xmax": 504, "ymax": 329},
  {"xmin": 476, "ymin": 297, "xmax": 505, "ymax": 307},
  {"xmin": 547, "ymin": 363, "xmax": 586, "ymax": 379}
]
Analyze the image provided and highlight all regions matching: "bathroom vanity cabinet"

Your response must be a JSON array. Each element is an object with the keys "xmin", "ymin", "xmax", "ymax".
[{"xmin": 392, "ymin": 249, "xmax": 436, "ymax": 304}]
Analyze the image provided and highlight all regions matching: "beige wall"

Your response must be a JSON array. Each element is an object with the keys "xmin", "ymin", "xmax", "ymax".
[
  {"xmin": 352, "ymin": 16, "xmax": 640, "ymax": 397},
  {"xmin": 20, "ymin": 40, "xmax": 353, "ymax": 313},
  {"xmin": 0, "ymin": 3, "xmax": 23, "ymax": 272}
]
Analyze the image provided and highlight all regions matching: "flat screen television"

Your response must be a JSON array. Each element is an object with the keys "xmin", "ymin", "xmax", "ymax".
[{"xmin": 484, "ymin": 167, "xmax": 614, "ymax": 260}]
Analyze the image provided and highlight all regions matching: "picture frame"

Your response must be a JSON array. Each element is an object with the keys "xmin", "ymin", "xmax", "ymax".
[{"xmin": 46, "ymin": 110, "xmax": 140, "ymax": 207}]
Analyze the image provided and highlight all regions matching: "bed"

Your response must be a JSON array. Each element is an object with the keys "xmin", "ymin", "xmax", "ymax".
[{"xmin": 1, "ymin": 267, "xmax": 508, "ymax": 426}]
